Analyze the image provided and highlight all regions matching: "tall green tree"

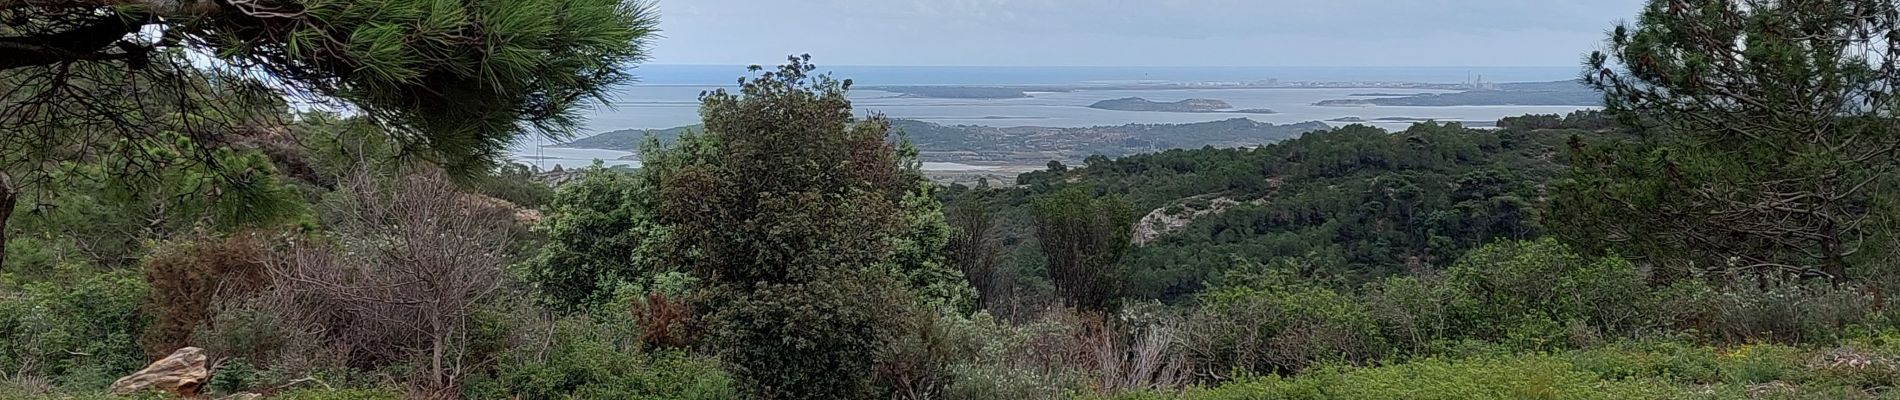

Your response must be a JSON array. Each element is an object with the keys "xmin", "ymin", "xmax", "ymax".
[
  {"xmin": 948, "ymin": 192, "xmax": 1007, "ymax": 313},
  {"xmin": 641, "ymin": 55, "xmax": 964, "ymax": 399},
  {"xmin": 1, "ymin": 0, "xmax": 658, "ymax": 266},
  {"xmin": 1033, "ymin": 186, "xmax": 1133, "ymax": 312},
  {"xmin": 521, "ymin": 165, "xmax": 666, "ymax": 309},
  {"xmin": 2, "ymin": 0, "xmax": 656, "ymax": 166},
  {"xmin": 1557, "ymin": 0, "xmax": 1900, "ymax": 281},
  {"xmin": 891, "ymin": 174, "xmax": 978, "ymax": 312}
]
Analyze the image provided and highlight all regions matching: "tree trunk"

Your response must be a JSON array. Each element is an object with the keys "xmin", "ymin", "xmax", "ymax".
[
  {"xmin": 0, "ymin": 172, "xmax": 16, "ymax": 270},
  {"xmin": 431, "ymin": 332, "xmax": 446, "ymax": 389},
  {"xmin": 1822, "ymin": 218, "xmax": 1847, "ymax": 283}
]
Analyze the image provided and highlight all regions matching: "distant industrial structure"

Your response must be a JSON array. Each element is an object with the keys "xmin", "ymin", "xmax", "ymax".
[{"xmin": 1466, "ymin": 72, "xmax": 1501, "ymax": 91}]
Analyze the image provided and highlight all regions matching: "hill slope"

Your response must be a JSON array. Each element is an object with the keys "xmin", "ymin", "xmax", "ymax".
[{"xmin": 943, "ymin": 112, "xmax": 1625, "ymax": 301}]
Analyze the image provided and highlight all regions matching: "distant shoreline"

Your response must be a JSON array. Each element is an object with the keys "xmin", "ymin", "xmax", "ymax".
[
  {"xmin": 550, "ymin": 118, "xmax": 1331, "ymax": 166},
  {"xmin": 862, "ymin": 82, "xmax": 1476, "ymax": 100}
]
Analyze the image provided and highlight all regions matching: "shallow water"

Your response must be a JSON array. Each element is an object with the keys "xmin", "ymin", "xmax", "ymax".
[{"xmin": 510, "ymin": 66, "xmax": 1598, "ymax": 170}]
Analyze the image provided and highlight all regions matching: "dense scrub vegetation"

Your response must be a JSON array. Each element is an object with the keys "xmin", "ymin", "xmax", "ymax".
[
  {"xmin": 951, "ymin": 119, "xmax": 1588, "ymax": 304},
  {"xmin": 10, "ymin": 0, "xmax": 1900, "ymax": 399}
]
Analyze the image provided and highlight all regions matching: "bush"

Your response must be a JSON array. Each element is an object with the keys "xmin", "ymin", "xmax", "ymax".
[
  {"xmin": 268, "ymin": 388, "xmax": 403, "ymax": 400},
  {"xmin": 706, "ymin": 273, "xmax": 912, "ymax": 400},
  {"xmin": 1151, "ymin": 355, "xmax": 1699, "ymax": 400},
  {"xmin": 1560, "ymin": 340, "xmax": 1721, "ymax": 384},
  {"xmin": 1717, "ymin": 344, "xmax": 1805, "ymax": 384},
  {"xmin": 0, "ymin": 271, "xmax": 150, "ymax": 389},
  {"xmin": 875, "ymin": 308, "xmax": 961, "ymax": 400},
  {"xmin": 191, "ymin": 301, "xmax": 309, "ymax": 379},
  {"xmin": 465, "ymin": 163, "xmax": 557, "ymax": 210},
  {"xmin": 1363, "ymin": 276, "xmax": 1455, "ymax": 353},
  {"xmin": 207, "ymin": 357, "xmax": 260, "ymax": 394},
  {"xmin": 139, "ymin": 233, "xmax": 270, "ymax": 358},
  {"xmin": 941, "ymin": 311, "xmax": 1089, "ymax": 400},
  {"xmin": 463, "ymin": 313, "xmax": 735, "ymax": 400},
  {"xmin": 0, "ymin": 381, "xmax": 397, "ymax": 400},
  {"xmin": 1657, "ymin": 277, "xmax": 1875, "ymax": 345},
  {"xmin": 1441, "ymin": 239, "xmax": 1651, "ymax": 347},
  {"xmin": 1183, "ymin": 271, "xmax": 1385, "ymax": 377},
  {"xmin": 519, "ymin": 166, "xmax": 668, "ymax": 310},
  {"xmin": 271, "ymin": 170, "xmax": 520, "ymax": 389},
  {"xmin": 946, "ymin": 363, "xmax": 1072, "ymax": 400}
]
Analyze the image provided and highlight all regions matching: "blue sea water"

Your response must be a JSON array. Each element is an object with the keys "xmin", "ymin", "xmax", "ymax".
[
  {"xmin": 629, "ymin": 65, "xmax": 1582, "ymax": 86},
  {"xmin": 512, "ymin": 65, "xmax": 1594, "ymax": 170}
]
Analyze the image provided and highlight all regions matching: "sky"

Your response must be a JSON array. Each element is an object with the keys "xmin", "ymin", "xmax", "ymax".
[{"xmin": 649, "ymin": 0, "xmax": 1651, "ymax": 67}]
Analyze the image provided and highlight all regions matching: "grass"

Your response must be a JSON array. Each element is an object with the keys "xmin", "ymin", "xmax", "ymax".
[{"xmin": 1102, "ymin": 336, "xmax": 1900, "ymax": 400}]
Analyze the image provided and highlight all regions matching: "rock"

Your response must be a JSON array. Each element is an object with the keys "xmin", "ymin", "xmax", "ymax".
[
  {"xmin": 110, "ymin": 347, "xmax": 209, "ymax": 396},
  {"xmin": 455, "ymin": 192, "xmax": 541, "ymax": 225},
  {"xmin": 1132, "ymin": 196, "xmax": 1248, "ymax": 246}
]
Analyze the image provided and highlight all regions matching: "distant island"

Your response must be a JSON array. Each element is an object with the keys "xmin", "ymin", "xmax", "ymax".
[
  {"xmin": 869, "ymin": 86, "xmax": 1035, "ymax": 99},
  {"xmin": 1330, "ymin": 116, "xmax": 1442, "ymax": 122},
  {"xmin": 1324, "ymin": 116, "xmax": 1497, "ymax": 127},
  {"xmin": 556, "ymin": 125, "xmax": 695, "ymax": 151},
  {"xmin": 1087, "ymin": 97, "xmax": 1276, "ymax": 114},
  {"xmin": 1316, "ymin": 81, "xmax": 1600, "ymax": 107}
]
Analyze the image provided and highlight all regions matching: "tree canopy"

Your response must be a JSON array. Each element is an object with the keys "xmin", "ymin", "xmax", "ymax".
[
  {"xmin": 2, "ymin": 0, "xmax": 657, "ymax": 173},
  {"xmin": 1558, "ymin": 0, "xmax": 1900, "ymax": 281}
]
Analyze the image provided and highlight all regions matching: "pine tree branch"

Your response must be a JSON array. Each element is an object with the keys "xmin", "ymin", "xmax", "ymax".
[
  {"xmin": 0, "ymin": 0, "xmax": 219, "ymax": 15},
  {"xmin": 0, "ymin": 9, "xmax": 152, "ymax": 70}
]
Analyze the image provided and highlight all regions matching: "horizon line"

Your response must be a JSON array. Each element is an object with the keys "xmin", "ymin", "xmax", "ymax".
[{"xmin": 638, "ymin": 64, "xmax": 1584, "ymax": 69}]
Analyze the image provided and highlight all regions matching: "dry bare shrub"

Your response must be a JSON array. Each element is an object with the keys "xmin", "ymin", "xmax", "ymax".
[
  {"xmin": 1658, "ymin": 275, "xmax": 1875, "ymax": 345},
  {"xmin": 140, "ymin": 233, "xmax": 271, "ymax": 358},
  {"xmin": 261, "ymin": 168, "xmax": 519, "ymax": 391},
  {"xmin": 876, "ymin": 308, "xmax": 960, "ymax": 400},
  {"xmin": 945, "ymin": 306, "xmax": 1190, "ymax": 399},
  {"xmin": 631, "ymin": 292, "xmax": 697, "ymax": 349},
  {"xmin": 1088, "ymin": 314, "xmax": 1188, "ymax": 393}
]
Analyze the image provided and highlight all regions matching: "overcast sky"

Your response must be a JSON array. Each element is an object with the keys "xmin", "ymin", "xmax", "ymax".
[{"xmin": 649, "ymin": 0, "xmax": 1650, "ymax": 67}]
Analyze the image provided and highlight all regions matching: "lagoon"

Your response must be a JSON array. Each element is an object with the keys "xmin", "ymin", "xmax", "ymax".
[{"xmin": 509, "ymin": 66, "xmax": 1599, "ymax": 169}]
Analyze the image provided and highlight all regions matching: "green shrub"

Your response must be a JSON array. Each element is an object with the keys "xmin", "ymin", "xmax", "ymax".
[
  {"xmin": 0, "ymin": 386, "xmax": 172, "ymax": 400},
  {"xmin": 463, "ymin": 314, "xmax": 736, "ymax": 400},
  {"xmin": 875, "ymin": 308, "xmax": 963, "ymax": 400},
  {"xmin": 940, "ymin": 312, "xmax": 1088, "ymax": 400},
  {"xmin": 946, "ymin": 364, "xmax": 1072, "ymax": 400},
  {"xmin": 209, "ymin": 357, "xmax": 259, "ymax": 394},
  {"xmin": 1185, "ymin": 268, "xmax": 1386, "ymax": 375},
  {"xmin": 268, "ymin": 388, "xmax": 403, "ymax": 400},
  {"xmin": 466, "ymin": 163, "xmax": 557, "ymax": 209},
  {"xmin": 707, "ymin": 274, "xmax": 911, "ymax": 400},
  {"xmin": 0, "ymin": 270, "xmax": 150, "ymax": 389},
  {"xmin": 192, "ymin": 303, "xmax": 303, "ymax": 374},
  {"xmin": 1717, "ymin": 344, "xmax": 1806, "ymax": 385},
  {"xmin": 1363, "ymin": 276, "xmax": 1454, "ymax": 353},
  {"xmin": 1657, "ymin": 277, "xmax": 1874, "ymax": 345},
  {"xmin": 1442, "ymin": 239, "xmax": 1651, "ymax": 346},
  {"xmin": 519, "ymin": 166, "xmax": 668, "ymax": 310},
  {"xmin": 1160, "ymin": 355, "xmax": 1700, "ymax": 400},
  {"xmin": 1560, "ymin": 339, "xmax": 1721, "ymax": 384}
]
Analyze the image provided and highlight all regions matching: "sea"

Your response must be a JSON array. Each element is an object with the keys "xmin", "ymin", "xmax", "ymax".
[{"xmin": 509, "ymin": 65, "xmax": 1597, "ymax": 170}]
